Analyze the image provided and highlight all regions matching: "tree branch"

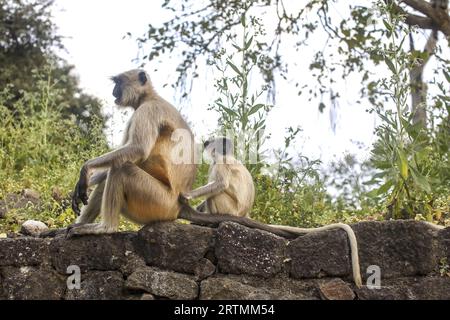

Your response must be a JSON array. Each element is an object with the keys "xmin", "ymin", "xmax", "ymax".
[
  {"xmin": 402, "ymin": 0, "xmax": 434, "ymax": 17},
  {"xmin": 405, "ymin": 14, "xmax": 434, "ymax": 29},
  {"xmin": 401, "ymin": 0, "xmax": 450, "ymax": 37},
  {"xmin": 385, "ymin": 0, "xmax": 434, "ymax": 29}
]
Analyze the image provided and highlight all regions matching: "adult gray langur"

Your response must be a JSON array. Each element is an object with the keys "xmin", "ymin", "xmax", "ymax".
[{"xmin": 70, "ymin": 69, "xmax": 197, "ymax": 235}]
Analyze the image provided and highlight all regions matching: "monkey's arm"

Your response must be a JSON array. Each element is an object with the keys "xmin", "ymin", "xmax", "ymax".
[
  {"xmin": 85, "ymin": 106, "xmax": 159, "ymax": 171},
  {"xmin": 72, "ymin": 106, "xmax": 159, "ymax": 214},
  {"xmin": 88, "ymin": 170, "xmax": 107, "ymax": 186},
  {"xmin": 184, "ymin": 165, "xmax": 230, "ymax": 199},
  {"xmin": 72, "ymin": 144, "xmax": 153, "ymax": 215},
  {"xmin": 84, "ymin": 144, "xmax": 150, "ymax": 171},
  {"xmin": 185, "ymin": 180, "xmax": 229, "ymax": 199}
]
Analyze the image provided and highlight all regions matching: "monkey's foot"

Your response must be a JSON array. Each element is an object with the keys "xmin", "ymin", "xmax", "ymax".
[{"xmin": 66, "ymin": 223, "xmax": 115, "ymax": 238}]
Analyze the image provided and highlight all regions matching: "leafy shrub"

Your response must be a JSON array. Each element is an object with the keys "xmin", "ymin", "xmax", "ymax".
[
  {"xmin": 365, "ymin": 4, "xmax": 449, "ymax": 223},
  {"xmin": 0, "ymin": 70, "xmax": 108, "ymax": 232}
]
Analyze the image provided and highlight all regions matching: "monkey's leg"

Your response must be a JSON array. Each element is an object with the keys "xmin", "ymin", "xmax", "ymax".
[
  {"xmin": 68, "ymin": 162, "xmax": 178, "ymax": 236},
  {"xmin": 68, "ymin": 165, "xmax": 125, "ymax": 235},
  {"xmin": 75, "ymin": 181, "xmax": 105, "ymax": 224},
  {"xmin": 43, "ymin": 182, "xmax": 105, "ymax": 238}
]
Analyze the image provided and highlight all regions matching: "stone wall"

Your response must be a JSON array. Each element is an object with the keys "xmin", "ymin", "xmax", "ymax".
[{"xmin": 0, "ymin": 220, "xmax": 449, "ymax": 300}]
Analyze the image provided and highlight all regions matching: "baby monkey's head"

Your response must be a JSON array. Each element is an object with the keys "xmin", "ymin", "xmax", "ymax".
[{"xmin": 203, "ymin": 137, "xmax": 234, "ymax": 159}]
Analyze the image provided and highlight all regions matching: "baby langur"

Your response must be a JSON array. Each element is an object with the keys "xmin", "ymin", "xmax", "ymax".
[
  {"xmin": 178, "ymin": 137, "xmax": 296, "ymax": 238},
  {"xmin": 179, "ymin": 137, "xmax": 362, "ymax": 288},
  {"xmin": 182, "ymin": 137, "xmax": 255, "ymax": 217}
]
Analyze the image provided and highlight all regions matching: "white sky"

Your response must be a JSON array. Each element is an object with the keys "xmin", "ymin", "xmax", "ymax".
[{"xmin": 52, "ymin": 0, "xmax": 391, "ymax": 166}]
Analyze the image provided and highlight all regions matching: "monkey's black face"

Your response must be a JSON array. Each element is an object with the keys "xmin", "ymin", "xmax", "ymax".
[{"xmin": 112, "ymin": 77, "xmax": 123, "ymax": 104}]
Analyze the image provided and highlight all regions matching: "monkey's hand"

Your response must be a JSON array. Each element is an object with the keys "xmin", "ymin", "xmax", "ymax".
[
  {"xmin": 71, "ymin": 165, "xmax": 89, "ymax": 216},
  {"xmin": 178, "ymin": 193, "xmax": 192, "ymax": 205}
]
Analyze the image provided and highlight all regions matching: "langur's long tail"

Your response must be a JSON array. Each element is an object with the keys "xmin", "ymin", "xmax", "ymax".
[
  {"xmin": 269, "ymin": 222, "xmax": 362, "ymax": 288},
  {"xmin": 178, "ymin": 202, "xmax": 362, "ymax": 287},
  {"xmin": 178, "ymin": 204, "xmax": 298, "ymax": 239}
]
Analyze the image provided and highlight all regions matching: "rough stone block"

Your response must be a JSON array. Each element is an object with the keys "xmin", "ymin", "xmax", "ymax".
[
  {"xmin": 215, "ymin": 222, "xmax": 288, "ymax": 278},
  {"xmin": 66, "ymin": 271, "xmax": 125, "ymax": 300},
  {"xmin": 0, "ymin": 238, "xmax": 50, "ymax": 266},
  {"xmin": 0, "ymin": 267, "xmax": 65, "ymax": 300},
  {"xmin": 356, "ymin": 276, "xmax": 450, "ymax": 300},
  {"xmin": 50, "ymin": 232, "xmax": 139, "ymax": 273},
  {"xmin": 200, "ymin": 276, "xmax": 272, "ymax": 300},
  {"xmin": 438, "ymin": 227, "xmax": 450, "ymax": 261},
  {"xmin": 353, "ymin": 221, "xmax": 438, "ymax": 279},
  {"xmin": 318, "ymin": 278, "xmax": 355, "ymax": 300},
  {"xmin": 194, "ymin": 258, "xmax": 216, "ymax": 281},
  {"xmin": 200, "ymin": 275, "xmax": 319, "ymax": 300},
  {"xmin": 126, "ymin": 266, "xmax": 198, "ymax": 300},
  {"xmin": 288, "ymin": 229, "xmax": 351, "ymax": 279},
  {"xmin": 138, "ymin": 222, "xmax": 215, "ymax": 274}
]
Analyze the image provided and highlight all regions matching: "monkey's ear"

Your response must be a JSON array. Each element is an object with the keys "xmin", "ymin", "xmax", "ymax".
[{"xmin": 138, "ymin": 71, "xmax": 147, "ymax": 85}]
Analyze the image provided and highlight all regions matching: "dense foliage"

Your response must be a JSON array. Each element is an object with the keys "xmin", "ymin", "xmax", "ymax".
[
  {"xmin": 0, "ymin": 72, "xmax": 108, "ymax": 233},
  {"xmin": 0, "ymin": 0, "xmax": 108, "ymax": 233}
]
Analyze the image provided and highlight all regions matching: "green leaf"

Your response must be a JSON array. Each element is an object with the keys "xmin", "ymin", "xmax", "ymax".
[
  {"xmin": 241, "ymin": 13, "xmax": 246, "ymax": 27},
  {"xmin": 368, "ymin": 179, "xmax": 394, "ymax": 197},
  {"xmin": 227, "ymin": 61, "xmax": 242, "ymax": 77},
  {"xmin": 222, "ymin": 107, "xmax": 238, "ymax": 117},
  {"xmin": 396, "ymin": 149, "xmax": 409, "ymax": 180},
  {"xmin": 382, "ymin": 19, "xmax": 392, "ymax": 33},
  {"xmin": 384, "ymin": 57, "xmax": 396, "ymax": 74},
  {"xmin": 399, "ymin": 115, "xmax": 410, "ymax": 130},
  {"xmin": 363, "ymin": 179, "xmax": 381, "ymax": 186},
  {"xmin": 244, "ymin": 36, "xmax": 253, "ymax": 51},
  {"xmin": 248, "ymin": 104, "xmax": 265, "ymax": 116},
  {"xmin": 398, "ymin": 34, "xmax": 407, "ymax": 51},
  {"xmin": 443, "ymin": 69, "xmax": 450, "ymax": 83},
  {"xmin": 410, "ymin": 167, "xmax": 432, "ymax": 193},
  {"xmin": 230, "ymin": 94, "xmax": 237, "ymax": 107},
  {"xmin": 363, "ymin": 172, "xmax": 387, "ymax": 185},
  {"xmin": 378, "ymin": 112, "xmax": 395, "ymax": 127},
  {"xmin": 232, "ymin": 44, "xmax": 241, "ymax": 52},
  {"xmin": 243, "ymin": 79, "xmax": 248, "ymax": 98}
]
